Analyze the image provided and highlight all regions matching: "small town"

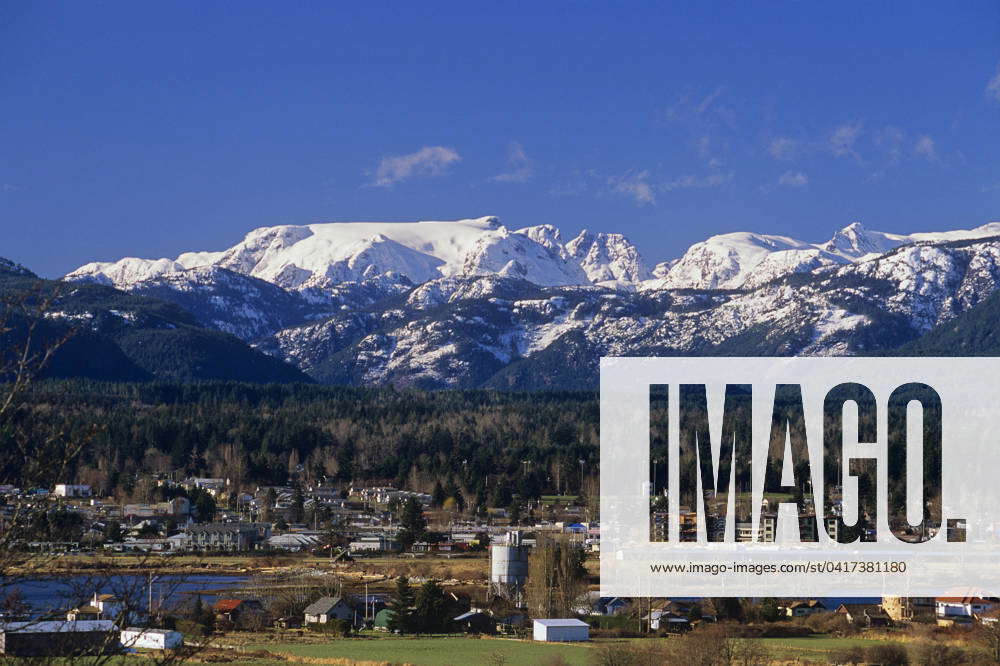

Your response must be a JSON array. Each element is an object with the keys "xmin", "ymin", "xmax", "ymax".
[
  {"xmin": 5, "ymin": 1, "xmax": 1000, "ymax": 664},
  {"xmin": 0, "ymin": 476, "xmax": 992, "ymax": 664}
]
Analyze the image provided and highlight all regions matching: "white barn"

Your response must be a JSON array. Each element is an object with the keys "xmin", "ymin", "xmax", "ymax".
[
  {"xmin": 120, "ymin": 628, "xmax": 183, "ymax": 650},
  {"xmin": 532, "ymin": 618, "xmax": 589, "ymax": 642}
]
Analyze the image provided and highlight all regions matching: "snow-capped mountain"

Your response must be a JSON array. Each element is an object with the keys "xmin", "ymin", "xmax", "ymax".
[
  {"xmin": 62, "ymin": 216, "xmax": 1000, "ymax": 389},
  {"xmin": 644, "ymin": 221, "xmax": 1000, "ymax": 290},
  {"xmin": 256, "ymin": 232, "xmax": 1000, "ymax": 388},
  {"xmin": 67, "ymin": 216, "xmax": 633, "ymax": 293},
  {"xmin": 566, "ymin": 230, "xmax": 651, "ymax": 287}
]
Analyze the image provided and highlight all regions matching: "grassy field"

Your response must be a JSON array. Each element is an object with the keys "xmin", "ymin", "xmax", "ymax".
[
  {"xmin": 755, "ymin": 635, "xmax": 888, "ymax": 661},
  {"xmin": 240, "ymin": 633, "xmax": 987, "ymax": 665},
  {"xmin": 247, "ymin": 636, "xmax": 591, "ymax": 666}
]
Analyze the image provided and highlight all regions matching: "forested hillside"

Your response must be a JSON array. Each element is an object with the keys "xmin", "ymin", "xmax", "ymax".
[{"xmin": 9, "ymin": 381, "xmax": 599, "ymax": 505}]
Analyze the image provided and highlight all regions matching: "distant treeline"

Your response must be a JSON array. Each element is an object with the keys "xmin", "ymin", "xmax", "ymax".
[{"xmin": 9, "ymin": 381, "xmax": 599, "ymax": 506}]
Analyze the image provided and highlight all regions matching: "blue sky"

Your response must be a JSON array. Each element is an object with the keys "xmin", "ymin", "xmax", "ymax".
[{"xmin": 2, "ymin": 2, "xmax": 999, "ymax": 277}]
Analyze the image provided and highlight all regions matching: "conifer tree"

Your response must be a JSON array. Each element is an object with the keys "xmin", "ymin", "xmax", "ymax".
[{"xmin": 386, "ymin": 576, "xmax": 415, "ymax": 634}]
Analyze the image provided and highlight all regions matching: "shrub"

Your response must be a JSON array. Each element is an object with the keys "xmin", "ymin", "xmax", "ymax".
[
  {"xmin": 830, "ymin": 646, "xmax": 866, "ymax": 664},
  {"xmin": 804, "ymin": 611, "xmax": 850, "ymax": 634},
  {"xmin": 541, "ymin": 656, "xmax": 572, "ymax": 666},
  {"xmin": 911, "ymin": 642, "xmax": 966, "ymax": 666},
  {"xmin": 865, "ymin": 643, "xmax": 910, "ymax": 665}
]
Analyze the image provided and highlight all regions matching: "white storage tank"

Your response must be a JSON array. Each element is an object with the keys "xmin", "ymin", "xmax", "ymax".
[{"xmin": 490, "ymin": 530, "xmax": 528, "ymax": 586}]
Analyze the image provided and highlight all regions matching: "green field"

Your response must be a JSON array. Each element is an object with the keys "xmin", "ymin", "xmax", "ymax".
[
  {"xmin": 242, "ymin": 634, "xmax": 986, "ymax": 665},
  {"xmin": 247, "ymin": 637, "xmax": 591, "ymax": 665},
  {"xmin": 755, "ymin": 636, "xmax": 886, "ymax": 661}
]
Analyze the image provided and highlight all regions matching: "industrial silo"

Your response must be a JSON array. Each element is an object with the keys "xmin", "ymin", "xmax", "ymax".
[{"xmin": 489, "ymin": 530, "xmax": 528, "ymax": 603}]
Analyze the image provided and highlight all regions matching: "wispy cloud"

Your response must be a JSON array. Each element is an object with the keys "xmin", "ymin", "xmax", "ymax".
[
  {"xmin": 767, "ymin": 137, "xmax": 797, "ymax": 160},
  {"xmin": 986, "ymin": 64, "xmax": 1000, "ymax": 103},
  {"xmin": 830, "ymin": 122, "xmax": 864, "ymax": 161},
  {"xmin": 913, "ymin": 134, "xmax": 936, "ymax": 161},
  {"xmin": 490, "ymin": 142, "xmax": 533, "ymax": 183},
  {"xmin": 372, "ymin": 146, "xmax": 460, "ymax": 187},
  {"xmin": 662, "ymin": 85, "xmax": 737, "ymax": 166},
  {"xmin": 663, "ymin": 171, "xmax": 733, "ymax": 192},
  {"xmin": 872, "ymin": 125, "xmax": 906, "ymax": 165},
  {"xmin": 663, "ymin": 85, "xmax": 734, "ymax": 126},
  {"xmin": 1, "ymin": 183, "xmax": 22, "ymax": 193},
  {"xmin": 610, "ymin": 170, "xmax": 656, "ymax": 205},
  {"xmin": 777, "ymin": 171, "xmax": 809, "ymax": 187}
]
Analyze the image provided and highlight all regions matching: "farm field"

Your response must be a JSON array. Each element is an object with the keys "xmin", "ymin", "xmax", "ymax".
[
  {"xmin": 245, "ymin": 636, "xmax": 591, "ymax": 665},
  {"xmin": 238, "ymin": 633, "xmax": 986, "ymax": 665}
]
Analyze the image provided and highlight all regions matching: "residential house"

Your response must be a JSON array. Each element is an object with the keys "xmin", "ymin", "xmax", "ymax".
[
  {"xmin": 936, "ymin": 597, "xmax": 997, "ymax": 619},
  {"xmin": 453, "ymin": 611, "xmax": 495, "ymax": 634},
  {"xmin": 784, "ymin": 600, "xmax": 828, "ymax": 617},
  {"xmin": 188, "ymin": 523, "xmax": 270, "ymax": 551},
  {"xmin": 596, "ymin": 597, "xmax": 630, "ymax": 616},
  {"xmin": 303, "ymin": 597, "xmax": 354, "ymax": 625},
  {"xmin": 67, "ymin": 594, "xmax": 127, "ymax": 624},
  {"xmin": 212, "ymin": 599, "xmax": 267, "ymax": 630},
  {"xmin": 836, "ymin": 603, "xmax": 892, "ymax": 627},
  {"xmin": 645, "ymin": 609, "xmax": 690, "ymax": 631}
]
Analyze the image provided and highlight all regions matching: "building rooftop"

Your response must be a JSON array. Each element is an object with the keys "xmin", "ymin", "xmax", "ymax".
[{"xmin": 534, "ymin": 618, "xmax": 589, "ymax": 627}]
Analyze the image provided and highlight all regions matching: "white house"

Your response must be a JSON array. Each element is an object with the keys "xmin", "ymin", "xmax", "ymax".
[
  {"xmin": 67, "ymin": 593, "xmax": 128, "ymax": 623},
  {"xmin": 936, "ymin": 597, "xmax": 997, "ymax": 618},
  {"xmin": 303, "ymin": 596, "xmax": 354, "ymax": 624},
  {"xmin": 784, "ymin": 599, "xmax": 828, "ymax": 617},
  {"xmin": 54, "ymin": 484, "xmax": 92, "ymax": 498},
  {"xmin": 533, "ymin": 618, "xmax": 589, "ymax": 642},
  {"xmin": 120, "ymin": 628, "xmax": 183, "ymax": 650}
]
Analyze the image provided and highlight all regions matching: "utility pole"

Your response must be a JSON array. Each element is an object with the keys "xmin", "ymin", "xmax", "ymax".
[{"xmin": 148, "ymin": 571, "xmax": 154, "ymax": 617}]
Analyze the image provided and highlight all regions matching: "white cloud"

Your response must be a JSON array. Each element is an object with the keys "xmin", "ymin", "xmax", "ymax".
[
  {"xmin": 490, "ymin": 142, "xmax": 533, "ymax": 183},
  {"xmin": 662, "ymin": 85, "xmax": 737, "ymax": 165},
  {"xmin": 777, "ymin": 171, "xmax": 809, "ymax": 187},
  {"xmin": 914, "ymin": 134, "xmax": 936, "ymax": 160},
  {"xmin": 872, "ymin": 125, "xmax": 907, "ymax": 166},
  {"xmin": 986, "ymin": 64, "xmax": 1000, "ymax": 103},
  {"xmin": 767, "ymin": 137, "xmax": 797, "ymax": 160},
  {"xmin": 372, "ymin": 146, "xmax": 461, "ymax": 187},
  {"xmin": 830, "ymin": 122, "xmax": 864, "ymax": 161},
  {"xmin": 663, "ymin": 171, "xmax": 733, "ymax": 192},
  {"xmin": 610, "ymin": 171, "xmax": 656, "ymax": 205}
]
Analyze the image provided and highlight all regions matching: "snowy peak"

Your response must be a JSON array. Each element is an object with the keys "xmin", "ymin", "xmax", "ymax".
[
  {"xmin": 648, "ymin": 231, "xmax": 834, "ymax": 290},
  {"xmin": 648, "ymin": 221, "xmax": 1000, "ymax": 291},
  {"xmin": 66, "ymin": 257, "xmax": 188, "ymax": 286},
  {"xmin": 515, "ymin": 224, "xmax": 563, "ymax": 252},
  {"xmin": 566, "ymin": 229, "xmax": 650, "ymax": 286},
  {"xmin": 456, "ymin": 226, "xmax": 589, "ymax": 286},
  {"xmin": 65, "ymin": 217, "xmax": 1000, "ymax": 297},
  {"xmin": 819, "ymin": 222, "xmax": 910, "ymax": 260}
]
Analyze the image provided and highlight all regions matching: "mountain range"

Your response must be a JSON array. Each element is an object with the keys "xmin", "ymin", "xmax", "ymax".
[{"xmin": 16, "ymin": 215, "xmax": 1000, "ymax": 389}]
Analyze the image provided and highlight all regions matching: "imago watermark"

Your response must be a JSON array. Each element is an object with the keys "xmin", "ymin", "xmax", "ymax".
[{"xmin": 599, "ymin": 357, "xmax": 1000, "ymax": 597}]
